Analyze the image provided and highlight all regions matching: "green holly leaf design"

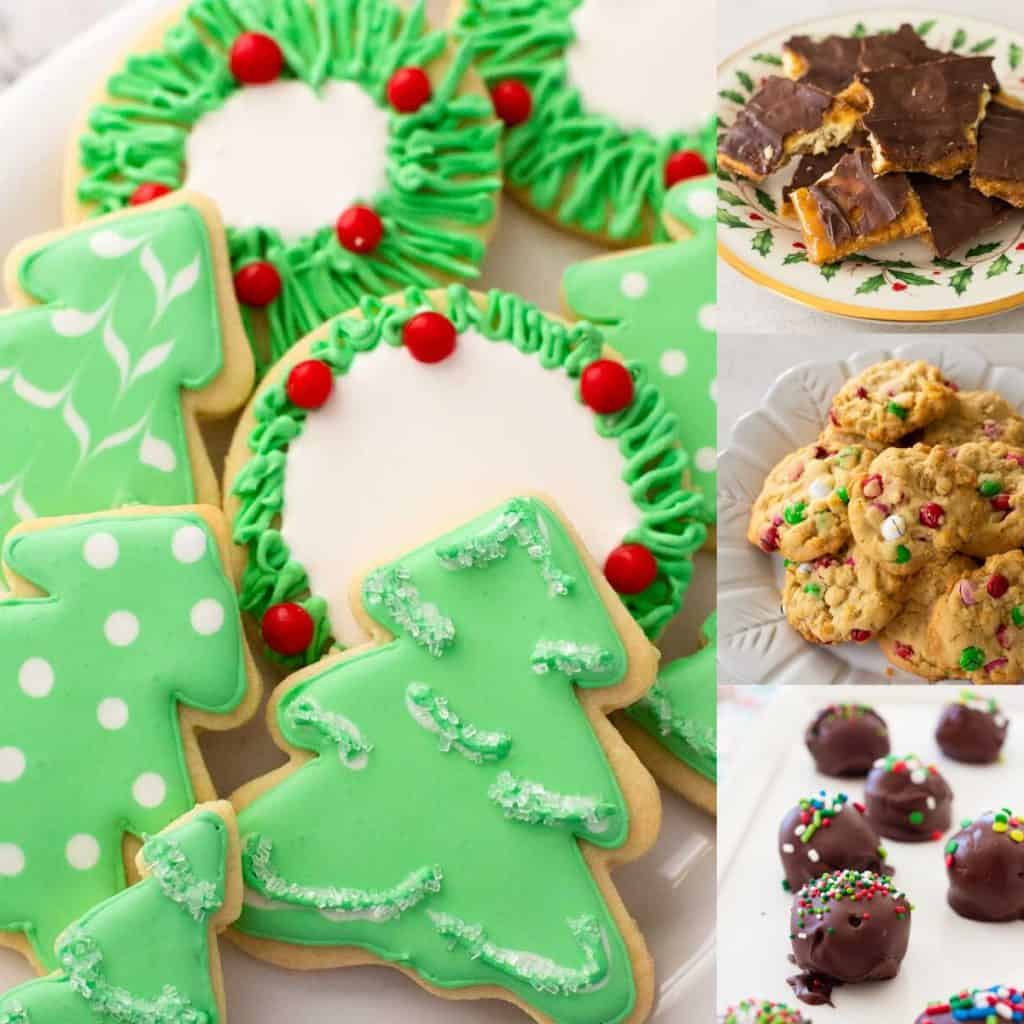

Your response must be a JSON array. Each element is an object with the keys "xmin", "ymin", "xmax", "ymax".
[
  {"xmin": 1018, "ymin": 263, "xmax": 1024, "ymax": 275},
  {"xmin": 966, "ymin": 241, "xmax": 1002, "ymax": 259},
  {"xmin": 718, "ymin": 209, "xmax": 752, "ymax": 229},
  {"xmin": 950, "ymin": 267, "xmax": 974, "ymax": 295},
  {"xmin": 916, "ymin": 19, "xmax": 937, "ymax": 36},
  {"xmin": 719, "ymin": 89, "xmax": 747, "ymax": 105},
  {"xmin": 1011, "ymin": 42, "xmax": 1023, "ymax": 70},
  {"xmin": 754, "ymin": 189, "xmax": 777, "ymax": 214},
  {"xmin": 751, "ymin": 229, "xmax": 774, "ymax": 258},
  {"xmin": 718, "ymin": 190, "xmax": 747, "ymax": 207},
  {"xmin": 752, "ymin": 52, "xmax": 783, "ymax": 66},
  {"xmin": 851, "ymin": 22, "xmax": 868, "ymax": 38},
  {"xmin": 890, "ymin": 270, "xmax": 937, "ymax": 287},
  {"xmin": 952, "ymin": 28, "xmax": 967, "ymax": 49},
  {"xmin": 783, "ymin": 251, "xmax": 809, "ymax": 266},
  {"xmin": 932, "ymin": 257, "xmax": 965, "ymax": 270},
  {"xmin": 855, "ymin": 273, "xmax": 886, "ymax": 295},
  {"xmin": 716, "ymin": 166, "xmax": 734, "ymax": 182},
  {"xmin": 736, "ymin": 70, "xmax": 755, "ymax": 94},
  {"xmin": 820, "ymin": 262, "xmax": 842, "ymax": 282},
  {"xmin": 970, "ymin": 36, "xmax": 996, "ymax": 53},
  {"xmin": 987, "ymin": 254, "xmax": 1012, "ymax": 279}
]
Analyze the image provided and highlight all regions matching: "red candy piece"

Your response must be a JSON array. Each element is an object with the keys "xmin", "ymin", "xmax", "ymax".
[
  {"xmin": 336, "ymin": 205, "xmax": 384, "ymax": 254},
  {"xmin": 129, "ymin": 182, "xmax": 172, "ymax": 206},
  {"xmin": 988, "ymin": 573, "xmax": 1009, "ymax": 598},
  {"xmin": 491, "ymin": 79, "xmax": 533, "ymax": 126},
  {"xmin": 991, "ymin": 493, "xmax": 1011, "ymax": 512},
  {"xmin": 664, "ymin": 149, "xmax": 709, "ymax": 187},
  {"xmin": 387, "ymin": 67, "xmax": 432, "ymax": 112},
  {"xmin": 894, "ymin": 642, "xmax": 914, "ymax": 660},
  {"xmin": 286, "ymin": 360, "xmax": 334, "ymax": 410},
  {"xmin": 918, "ymin": 502, "xmax": 944, "ymax": 528},
  {"xmin": 233, "ymin": 261, "xmax": 281, "ymax": 307},
  {"xmin": 604, "ymin": 543, "xmax": 658, "ymax": 595},
  {"xmin": 402, "ymin": 311, "xmax": 457, "ymax": 363},
  {"xmin": 230, "ymin": 32, "xmax": 284, "ymax": 84},
  {"xmin": 262, "ymin": 602, "xmax": 314, "ymax": 656},
  {"xmin": 850, "ymin": 629, "xmax": 872, "ymax": 643},
  {"xmin": 861, "ymin": 474, "xmax": 883, "ymax": 498},
  {"xmin": 579, "ymin": 359, "xmax": 634, "ymax": 414},
  {"xmin": 759, "ymin": 526, "xmax": 780, "ymax": 553}
]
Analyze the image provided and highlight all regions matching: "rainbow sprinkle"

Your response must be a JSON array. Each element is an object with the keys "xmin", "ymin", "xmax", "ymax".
[
  {"xmin": 794, "ymin": 791, "xmax": 850, "ymax": 844},
  {"xmin": 721, "ymin": 998, "xmax": 806, "ymax": 1023},
  {"xmin": 921, "ymin": 985, "xmax": 1024, "ymax": 1021},
  {"xmin": 792, "ymin": 869, "xmax": 912, "ymax": 933}
]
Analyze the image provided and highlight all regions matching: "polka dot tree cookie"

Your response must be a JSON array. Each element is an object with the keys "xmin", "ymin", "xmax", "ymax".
[{"xmin": 0, "ymin": 507, "xmax": 259, "ymax": 972}]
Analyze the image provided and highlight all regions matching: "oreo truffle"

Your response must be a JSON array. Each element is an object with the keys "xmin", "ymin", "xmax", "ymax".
[
  {"xmin": 865, "ymin": 754, "xmax": 953, "ymax": 842},
  {"xmin": 936, "ymin": 690, "xmax": 1009, "ymax": 764},
  {"xmin": 805, "ymin": 703, "xmax": 890, "ymax": 777},
  {"xmin": 790, "ymin": 869, "xmax": 912, "ymax": 989},
  {"xmin": 721, "ymin": 998, "xmax": 809, "ymax": 1023},
  {"xmin": 779, "ymin": 791, "xmax": 892, "ymax": 892},
  {"xmin": 916, "ymin": 986, "xmax": 1024, "ymax": 1023},
  {"xmin": 946, "ymin": 809, "xmax": 1024, "ymax": 922}
]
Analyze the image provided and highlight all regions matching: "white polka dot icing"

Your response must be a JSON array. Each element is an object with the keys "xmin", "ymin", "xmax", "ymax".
[
  {"xmin": 18, "ymin": 658, "xmax": 54, "ymax": 698},
  {"xmin": 172, "ymin": 524, "xmax": 207, "ymax": 564},
  {"xmin": 83, "ymin": 532, "xmax": 119, "ymax": 570},
  {"xmin": 65, "ymin": 834, "xmax": 100, "ymax": 871},
  {"xmin": 620, "ymin": 271, "xmax": 649, "ymax": 299},
  {"xmin": 0, "ymin": 748, "xmax": 26, "ymax": 783},
  {"xmin": 695, "ymin": 448, "xmax": 716, "ymax": 473},
  {"xmin": 190, "ymin": 598, "xmax": 225, "ymax": 636},
  {"xmin": 132, "ymin": 773, "xmax": 166, "ymax": 809},
  {"xmin": 0, "ymin": 844, "xmax": 25, "ymax": 876},
  {"xmin": 104, "ymin": 611, "xmax": 140, "ymax": 647},
  {"xmin": 97, "ymin": 698, "xmax": 129, "ymax": 731},
  {"xmin": 659, "ymin": 350, "xmax": 687, "ymax": 377}
]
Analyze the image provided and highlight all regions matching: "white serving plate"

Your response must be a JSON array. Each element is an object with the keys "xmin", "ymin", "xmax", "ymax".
[
  {"xmin": 718, "ymin": 684, "xmax": 1024, "ymax": 1021},
  {"xmin": 0, "ymin": 0, "xmax": 715, "ymax": 1019},
  {"xmin": 719, "ymin": 342, "xmax": 1024, "ymax": 685},
  {"xmin": 717, "ymin": 9, "xmax": 1024, "ymax": 324}
]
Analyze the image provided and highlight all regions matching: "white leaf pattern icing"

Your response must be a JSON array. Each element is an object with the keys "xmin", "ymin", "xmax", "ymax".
[
  {"xmin": 92, "ymin": 415, "xmax": 149, "ymax": 459},
  {"xmin": 102, "ymin": 320, "xmax": 131, "ymax": 393},
  {"xmin": 89, "ymin": 230, "xmax": 146, "ymax": 259},
  {"xmin": 61, "ymin": 396, "xmax": 90, "ymax": 463},
  {"xmin": 142, "ymin": 246, "xmax": 201, "ymax": 323},
  {"xmin": 12, "ymin": 489, "xmax": 35, "ymax": 522},
  {"xmin": 12, "ymin": 374, "xmax": 66, "ymax": 410},
  {"xmin": 51, "ymin": 302, "xmax": 109, "ymax": 338},
  {"xmin": 140, "ymin": 432, "xmax": 177, "ymax": 473},
  {"xmin": 129, "ymin": 341, "xmax": 174, "ymax": 386}
]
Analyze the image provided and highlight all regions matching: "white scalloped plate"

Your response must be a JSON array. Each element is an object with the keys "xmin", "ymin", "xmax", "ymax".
[
  {"xmin": 717, "ymin": 9, "xmax": 1024, "ymax": 323},
  {"xmin": 718, "ymin": 343, "xmax": 1024, "ymax": 684}
]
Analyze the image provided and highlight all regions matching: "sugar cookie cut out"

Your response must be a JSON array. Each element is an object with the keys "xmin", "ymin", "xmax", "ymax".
[
  {"xmin": 231, "ymin": 495, "xmax": 661, "ymax": 1024},
  {"xmin": 0, "ymin": 506, "xmax": 260, "ymax": 972},
  {"xmin": 67, "ymin": 0, "xmax": 502, "ymax": 375},
  {"xmin": 0, "ymin": 192, "xmax": 251, "ymax": 545},
  {"xmin": 0, "ymin": 801, "xmax": 242, "ymax": 1024}
]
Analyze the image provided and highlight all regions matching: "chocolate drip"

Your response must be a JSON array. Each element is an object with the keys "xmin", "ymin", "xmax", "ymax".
[
  {"xmin": 785, "ymin": 33, "xmax": 861, "ymax": 93},
  {"xmin": 975, "ymin": 101, "xmax": 1024, "ymax": 181},
  {"xmin": 913, "ymin": 174, "xmax": 1010, "ymax": 256}
]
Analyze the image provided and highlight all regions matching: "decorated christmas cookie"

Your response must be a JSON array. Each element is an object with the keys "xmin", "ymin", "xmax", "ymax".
[
  {"xmin": 562, "ymin": 177, "xmax": 717, "ymax": 529},
  {"xmin": 617, "ymin": 613, "xmax": 716, "ymax": 816},
  {"xmin": 225, "ymin": 285, "xmax": 705, "ymax": 664},
  {"xmin": 230, "ymin": 495, "xmax": 661, "ymax": 1024},
  {"xmin": 68, "ymin": 0, "xmax": 502, "ymax": 375},
  {"xmin": 0, "ymin": 192, "xmax": 251, "ymax": 545},
  {"xmin": 0, "ymin": 506, "xmax": 259, "ymax": 972},
  {"xmin": 452, "ymin": 0, "xmax": 717, "ymax": 245},
  {"xmin": 0, "ymin": 802, "xmax": 241, "ymax": 1023}
]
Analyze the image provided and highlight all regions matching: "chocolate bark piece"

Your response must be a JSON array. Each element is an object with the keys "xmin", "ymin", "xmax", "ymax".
[
  {"xmin": 790, "ymin": 148, "xmax": 927, "ymax": 264},
  {"xmin": 782, "ymin": 131, "xmax": 868, "ymax": 215},
  {"xmin": 718, "ymin": 76, "xmax": 859, "ymax": 182},
  {"xmin": 783, "ymin": 33, "xmax": 862, "ymax": 94},
  {"xmin": 859, "ymin": 23, "xmax": 948, "ymax": 72},
  {"xmin": 912, "ymin": 173, "xmax": 1011, "ymax": 257},
  {"xmin": 861, "ymin": 56, "xmax": 1000, "ymax": 178},
  {"xmin": 972, "ymin": 99, "xmax": 1024, "ymax": 208}
]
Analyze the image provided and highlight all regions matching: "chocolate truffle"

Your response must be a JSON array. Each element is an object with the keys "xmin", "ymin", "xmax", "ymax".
[
  {"xmin": 915, "ymin": 986, "xmax": 1024, "ymax": 1023},
  {"xmin": 790, "ymin": 870, "xmax": 912, "ymax": 991},
  {"xmin": 721, "ymin": 998, "xmax": 809, "ymax": 1023},
  {"xmin": 805, "ymin": 703, "xmax": 890, "ymax": 777},
  {"xmin": 779, "ymin": 791, "xmax": 892, "ymax": 892},
  {"xmin": 946, "ymin": 809, "xmax": 1024, "ymax": 922},
  {"xmin": 865, "ymin": 754, "xmax": 953, "ymax": 842},
  {"xmin": 936, "ymin": 690, "xmax": 1009, "ymax": 764}
]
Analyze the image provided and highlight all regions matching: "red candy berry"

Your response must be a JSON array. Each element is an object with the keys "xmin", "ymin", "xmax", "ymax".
[
  {"xmin": 604, "ymin": 543, "xmax": 658, "ymax": 595},
  {"xmin": 233, "ymin": 261, "xmax": 281, "ymax": 307},
  {"xmin": 129, "ymin": 182, "xmax": 172, "ymax": 206},
  {"xmin": 403, "ymin": 311, "xmax": 457, "ymax": 363},
  {"xmin": 579, "ymin": 359, "xmax": 634, "ymax": 415},
  {"xmin": 918, "ymin": 502, "xmax": 945, "ymax": 528},
  {"xmin": 850, "ymin": 629, "xmax": 872, "ymax": 643},
  {"xmin": 387, "ymin": 67, "xmax": 432, "ymax": 112},
  {"xmin": 230, "ymin": 32, "xmax": 283, "ymax": 84},
  {"xmin": 286, "ymin": 360, "xmax": 334, "ymax": 410},
  {"xmin": 261, "ymin": 602, "xmax": 314, "ymax": 656},
  {"xmin": 336, "ymin": 205, "xmax": 384, "ymax": 254},
  {"xmin": 664, "ymin": 149, "xmax": 709, "ymax": 187},
  {"xmin": 988, "ymin": 573, "xmax": 1009, "ymax": 599},
  {"xmin": 491, "ymin": 78, "xmax": 532, "ymax": 126}
]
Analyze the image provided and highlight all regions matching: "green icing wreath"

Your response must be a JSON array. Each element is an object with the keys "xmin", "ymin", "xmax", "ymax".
[
  {"xmin": 230, "ymin": 284, "xmax": 707, "ymax": 666},
  {"xmin": 73, "ymin": 0, "xmax": 502, "ymax": 375},
  {"xmin": 453, "ymin": 0, "xmax": 717, "ymax": 242}
]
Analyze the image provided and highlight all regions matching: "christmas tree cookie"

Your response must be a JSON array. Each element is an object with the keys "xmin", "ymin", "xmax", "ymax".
[
  {"xmin": 0, "ymin": 801, "xmax": 241, "ymax": 1023},
  {"xmin": 68, "ymin": 0, "xmax": 502, "ymax": 374},
  {"xmin": 225, "ymin": 285, "xmax": 707, "ymax": 664},
  {"xmin": 0, "ymin": 506, "xmax": 259, "ymax": 972},
  {"xmin": 562, "ymin": 175, "xmax": 717, "ymax": 533},
  {"xmin": 0, "ymin": 192, "xmax": 251, "ymax": 545},
  {"xmin": 452, "ymin": 0, "xmax": 716, "ymax": 244},
  {"xmin": 231, "ymin": 495, "xmax": 661, "ymax": 1024}
]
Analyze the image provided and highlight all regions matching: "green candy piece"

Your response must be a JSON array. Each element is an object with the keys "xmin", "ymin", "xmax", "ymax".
[
  {"xmin": 979, "ymin": 478, "xmax": 1002, "ymax": 497},
  {"xmin": 960, "ymin": 646, "xmax": 985, "ymax": 671},
  {"xmin": 908, "ymin": 810, "xmax": 924, "ymax": 825},
  {"xmin": 1013, "ymin": 605, "xmax": 1024, "ymax": 628},
  {"xmin": 894, "ymin": 544, "xmax": 911, "ymax": 564},
  {"xmin": 784, "ymin": 502, "xmax": 807, "ymax": 525},
  {"xmin": 803, "ymin": 583, "xmax": 822, "ymax": 597},
  {"xmin": 887, "ymin": 401, "xmax": 908, "ymax": 419},
  {"xmin": 836, "ymin": 486, "xmax": 850, "ymax": 504}
]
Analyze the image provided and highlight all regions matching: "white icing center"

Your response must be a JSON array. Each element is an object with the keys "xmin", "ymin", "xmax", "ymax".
[
  {"xmin": 281, "ymin": 330, "xmax": 640, "ymax": 646},
  {"xmin": 564, "ymin": 0, "xmax": 715, "ymax": 137},
  {"xmin": 185, "ymin": 80, "xmax": 390, "ymax": 244}
]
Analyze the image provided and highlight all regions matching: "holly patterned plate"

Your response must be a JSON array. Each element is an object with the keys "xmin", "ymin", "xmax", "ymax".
[
  {"xmin": 718, "ymin": 343, "xmax": 1024, "ymax": 684},
  {"xmin": 717, "ymin": 10, "xmax": 1024, "ymax": 323}
]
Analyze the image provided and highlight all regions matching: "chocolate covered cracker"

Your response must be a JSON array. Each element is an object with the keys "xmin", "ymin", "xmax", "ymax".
[
  {"xmin": 718, "ymin": 76, "xmax": 860, "ymax": 182},
  {"xmin": 913, "ymin": 174, "xmax": 1011, "ymax": 257},
  {"xmin": 783, "ymin": 34, "xmax": 861, "ymax": 95},
  {"xmin": 972, "ymin": 99, "xmax": 1024, "ymax": 208},
  {"xmin": 859, "ymin": 23, "xmax": 947, "ymax": 72},
  {"xmin": 861, "ymin": 56, "xmax": 1000, "ymax": 178},
  {"xmin": 790, "ymin": 148, "xmax": 927, "ymax": 264},
  {"xmin": 782, "ymin": 131, "xmax": 869, "ymax": 216}
]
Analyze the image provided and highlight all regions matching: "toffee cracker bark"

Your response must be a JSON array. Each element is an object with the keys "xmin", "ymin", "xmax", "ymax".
[
  {"xmin": 790, "ymin": 148, "xmax": 927, "ymax": 264},
  {"xmin": 783, "ymin": 34, "xmax": 862, "ymax": 96},
  {"xmin": 972, "ymin": 97, "xmax": 1024, "ymax": 208},
  {"xmin": 782, "ymin": 131, "xmax": 868, "ymax": 217},
  {"xmin": 912, "ymin": 173, "xmax": 1011, "ymax": 258},
  {"xmin": 861, "ymin": 56, "xmax": 1000, "ymax": 178},
  {"xmin": 843, "ymin": 23, "xmax": 951, "ymax": 110},
  {"xmin": 718, "ymin": 76, "xmax": 860, "ymax": 182}
]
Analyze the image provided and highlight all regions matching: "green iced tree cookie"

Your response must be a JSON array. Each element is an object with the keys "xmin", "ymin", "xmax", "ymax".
[
  {"xmin": 0, "ymin": 509, "xmax": 252, "ymax": 971},
  {"xmin": 563, "ymin": 176, "xmax": 717, "ymax": 522},
  {"xmin": 236, "ymin": 497, "xmax": 656, "ymax": 1024},
  {"xmin": 0, "ymin": 803, "xmax": 236, "ymax": 1023}
]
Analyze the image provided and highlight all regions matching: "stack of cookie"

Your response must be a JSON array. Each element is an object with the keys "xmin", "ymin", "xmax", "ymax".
[
  {"xmin": 718, "ymin": 23, "xmax": 1023, "ymax": 264},
  {"xmin": 749, "ymin": 357, "xmax": 1024, "ymax": 683}
]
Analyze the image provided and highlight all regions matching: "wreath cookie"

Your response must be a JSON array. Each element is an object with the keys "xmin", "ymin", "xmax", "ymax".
[
  {"xmin": 225, "ymin": 285, "xmax": 705, "ymax": 665},
  {"xmin": 67, "ymin": 0, "xmax": 502, "ymax": 375},
  {"xmin": 451, "ymin": 0, "xmax": 717, "ymax": 245}
]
